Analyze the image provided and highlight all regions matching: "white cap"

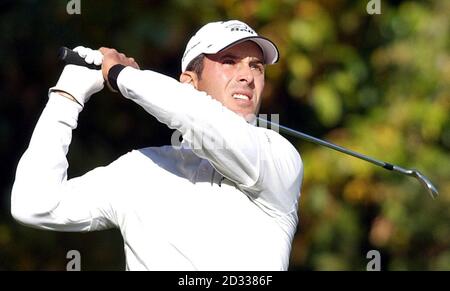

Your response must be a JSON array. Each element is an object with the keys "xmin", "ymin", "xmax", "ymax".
[{"xmin": 181, "ymin": 20, "xmax": 279, "ymax": 72}]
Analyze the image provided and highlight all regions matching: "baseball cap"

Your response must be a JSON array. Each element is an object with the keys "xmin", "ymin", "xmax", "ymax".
[{"xmin": 181, "ymin": 20, "xmax": 279, "ymax": 72}]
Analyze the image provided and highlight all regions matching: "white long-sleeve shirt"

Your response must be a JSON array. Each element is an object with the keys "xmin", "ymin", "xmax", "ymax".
[{"xmin": 11, "ymin": 67, "xmax": 303, "ymax": 270}]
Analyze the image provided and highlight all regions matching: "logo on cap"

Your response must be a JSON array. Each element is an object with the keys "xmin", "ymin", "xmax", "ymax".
[{"xmin": 225, "ymin": 23, "xmax": 256, "ymax": 35}]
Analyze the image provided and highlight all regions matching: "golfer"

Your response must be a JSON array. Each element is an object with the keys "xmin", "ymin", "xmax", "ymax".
[{"xmin": 11, "ymin": 20, "xmax": 303, "ymax": 270}]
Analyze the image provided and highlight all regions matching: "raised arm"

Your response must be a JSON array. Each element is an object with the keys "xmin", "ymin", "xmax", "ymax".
[
  {"xmin": 99, "ymin": 46, "xmax": 303, "ymax": 215},
  {"xmin": 11, "ymin": 47, "xmax": 117, "ymax": 231}
]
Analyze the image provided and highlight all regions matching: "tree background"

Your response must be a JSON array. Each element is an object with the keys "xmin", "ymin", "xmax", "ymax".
[{"xmin": 0, "ymin": 0, "xmax": 448, "ymax": 270}]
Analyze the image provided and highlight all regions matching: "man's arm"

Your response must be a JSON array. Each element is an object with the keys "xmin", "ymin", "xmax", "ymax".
[
  {"xmin": 11, "ymin": 47, "xmax": 117, "ymax": 231},
  {"xmin": 100, "ymin": 49, "xmax": 303, "ymax": 215}
]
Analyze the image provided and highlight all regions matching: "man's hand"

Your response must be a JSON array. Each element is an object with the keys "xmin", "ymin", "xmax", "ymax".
[
  {"xmin": 99, "ymin": 47, "xmax": 140, "ymax": 84},
  {"xmin": 50, "ymin": 46, "xmax": 104, "ymax": 106}
]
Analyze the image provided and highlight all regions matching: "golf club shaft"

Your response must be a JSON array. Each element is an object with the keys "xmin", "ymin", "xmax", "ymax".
[
  {"xmin": 261, "ymin": 117, "xmax": 438, "ymax": 198},
  {"xmin": 57, "ymin": 46, "xmax": 407, "ymax": 172},
  {"xmin": 258, "ymin": 117, "xmax": 395, "ymax": 171}
]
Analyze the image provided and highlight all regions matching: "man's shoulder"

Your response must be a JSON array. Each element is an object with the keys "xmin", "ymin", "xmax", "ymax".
[{"xmin": 256, "ymin": 127, "xmax": 301, "ymax": 161}]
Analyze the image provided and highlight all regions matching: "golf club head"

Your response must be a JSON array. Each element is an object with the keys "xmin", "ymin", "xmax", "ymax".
[{"xmin": 412, "ymin": 170, "xmax": 439, "ymax": 199}]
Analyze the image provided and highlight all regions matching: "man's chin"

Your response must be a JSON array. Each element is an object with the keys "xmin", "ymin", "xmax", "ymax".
[
  {"xmin": 235, "ymin": 110, "xmax": 258, "ymax": 123},
  {"xmin": 226, "ymin": 103, "xmax": 258, "ymax": 121}
]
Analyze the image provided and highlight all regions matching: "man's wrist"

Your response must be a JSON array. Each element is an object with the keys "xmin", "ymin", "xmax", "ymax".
[
  {"xmin": 107, "ymin": 64, "xmax": 126, "ymax": 92},
  {"xmin": 52, "ymin": 90, "xmax": 83, "ymax": 106}
]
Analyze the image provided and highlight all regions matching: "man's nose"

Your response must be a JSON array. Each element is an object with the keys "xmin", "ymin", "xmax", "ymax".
[{"xmin": 236, "ymin": 62, "xmax": 254, "ymax": 85}]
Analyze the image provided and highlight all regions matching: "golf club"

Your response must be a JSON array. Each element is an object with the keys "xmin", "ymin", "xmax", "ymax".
[
  {"xmin": 58, "ymin": 46, "xmax": 439, "ymax": 199},
  {"xmin": 58, "ymin": 47, "xmax": 100, "ymax": 70},
  {"xmin": 257, "ymin": 117, "xmax": 438, "ymax": 199}
]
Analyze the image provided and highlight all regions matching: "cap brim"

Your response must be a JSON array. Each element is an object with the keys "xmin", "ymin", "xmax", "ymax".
[{"xmin": 215, "ymin": 36, "xmax": 280, "ymax": 65}]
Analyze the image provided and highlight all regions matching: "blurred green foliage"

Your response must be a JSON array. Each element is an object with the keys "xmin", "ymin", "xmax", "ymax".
[{"xmin": 0, "ymin": 0, "xmax": 448, "ymax": 270}]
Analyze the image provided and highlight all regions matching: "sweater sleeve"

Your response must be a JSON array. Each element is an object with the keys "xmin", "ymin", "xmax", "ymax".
[
  {"xmin": 116, "ymin": 67, "xmax": 303, "ymax": 215},
  {"xmin": 11, "ymin": 93, "xmax": 119, "ymax": 231}
]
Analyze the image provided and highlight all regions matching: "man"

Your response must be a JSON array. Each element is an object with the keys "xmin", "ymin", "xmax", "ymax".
[{"xmin": 11, "ymin": 20, "xmax": 303, "ymax": 270}]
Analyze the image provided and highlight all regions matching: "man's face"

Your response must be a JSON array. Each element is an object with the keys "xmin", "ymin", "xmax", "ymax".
[{"xmin": 196, "ymin": 41, "xmax": 265, "ymax": 118}]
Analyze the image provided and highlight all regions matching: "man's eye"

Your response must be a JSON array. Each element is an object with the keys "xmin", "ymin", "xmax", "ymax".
[{"xmin": 251, "ymin": 63, "xmax": 264, "ymax": 72}]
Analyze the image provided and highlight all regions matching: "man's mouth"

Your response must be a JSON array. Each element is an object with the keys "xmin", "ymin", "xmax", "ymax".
[{"xmin": 232, "ymin": 92, "xmax": 252, "ymax": 101}]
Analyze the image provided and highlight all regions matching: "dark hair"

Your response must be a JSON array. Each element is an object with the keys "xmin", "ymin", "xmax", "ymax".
[{"xmin": 185, "ymin": 54, "xmax": 205, "ymax": 79}]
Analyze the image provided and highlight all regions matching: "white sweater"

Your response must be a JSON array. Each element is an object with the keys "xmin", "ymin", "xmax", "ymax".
[{"xmin": 11, "ymin": 67, "xmax": 303, "ymax": 270}]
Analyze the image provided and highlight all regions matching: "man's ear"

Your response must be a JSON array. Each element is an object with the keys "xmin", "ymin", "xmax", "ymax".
[{"xmin": 179, "ymin": 71, "xmax": 199, "ymax": 89}]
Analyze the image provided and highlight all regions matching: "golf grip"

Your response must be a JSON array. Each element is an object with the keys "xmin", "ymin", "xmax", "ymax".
[{"xmin": 58, "ymin": 46, "xmax": 101, "ymax": 70}]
